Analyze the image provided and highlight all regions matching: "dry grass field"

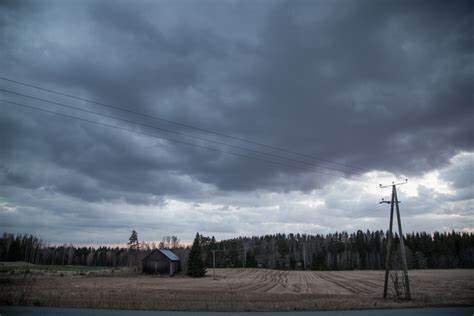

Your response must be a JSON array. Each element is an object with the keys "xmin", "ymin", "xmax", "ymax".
[{"xmin": 1, "ymin": 264, "xmax": 473, "ymax": 311}]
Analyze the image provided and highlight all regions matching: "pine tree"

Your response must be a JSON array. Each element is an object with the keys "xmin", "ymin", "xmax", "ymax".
[
  {"xmin": 128, "ymin": 230, "xmax": 139, "ymax": 249},
  {"xmin": 127, "ymin": 230, "xmax": 139, "ymax": 268},
  {"xmin": 187, "ymin": 233, "xmax": 206, "ymax": 277}
]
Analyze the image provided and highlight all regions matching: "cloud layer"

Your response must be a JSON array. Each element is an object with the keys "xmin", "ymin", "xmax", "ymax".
[{"xmin": 0, "ymin": 0, "xmax": 473, "ymax": 243}]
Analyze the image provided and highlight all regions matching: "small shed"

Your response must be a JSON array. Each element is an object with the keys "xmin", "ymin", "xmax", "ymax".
[{"xmin": 142, "ymin": 249, "xmax": 180, "ymax": 276}]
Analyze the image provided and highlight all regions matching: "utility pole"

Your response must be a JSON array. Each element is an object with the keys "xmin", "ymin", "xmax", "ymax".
[
  {"xmin": 272, "ymin": 237, "xmax": 276, "ymax": 269},
  {"xmin": 380, "ymin": 179, "xmax": 411, "ymax": 300},
  {"xmin": 243, "ymin": 242, "xmax": 247, "ymax": 268},
  {"xmin": 211, "ymin": 250, "xmax": 218, "ymax": 280},
  {"xmin": 302, "ymin": 241, "xmax": 307, "ymax": 270},
  {"xmin": 211, "ymin": 249, "xmax": 225, "ymax": 280}
]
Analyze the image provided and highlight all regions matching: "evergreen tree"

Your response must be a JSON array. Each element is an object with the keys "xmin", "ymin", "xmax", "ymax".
[
  {"xmin": 127, "ymin": 230, "xmax": 140, "ymax": 268},
  {"xmin": 311, "ymin": 251, "xmax": 327, "ymax": 270},
  {"xmin": 187, "ymin": 233, "xmax": 206, "ymax": 277},
  {"xmin": 128, "ymin": 230, "xmax": 139, "ymax": 249}
]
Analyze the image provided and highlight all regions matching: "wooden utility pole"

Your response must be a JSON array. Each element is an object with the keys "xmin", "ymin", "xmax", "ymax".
[
  {"xmin": 394, "ymin": 186, "xmax": 411, "ymax": 299},
  {"xmin": 302, "ymin": 241, "xmax": 307, "ymax": 270},
  {"xmin": 211, "ymin": 250, "xmax": 216, "ymax": 280},
  {"xmin": 382, "ymin": 185, "xmax": 395, "ymax": 298},
  {"xmin": 243, "ymin": 243, "xmax": 247, "ymax": 268},
  {"xmin": 211, "ymin": 249, "xmax": 225, "ymax": 280},
  {"xmin": 272, "ymin": 238, "xmax": 276, "ymax": 269},
  {"xmin": 211, "ymin": 250, "xmax": 218, "ymax": 280},
  {"xmin": 380, "ymin": 179, "xmax": 411, "ymax": 300}
]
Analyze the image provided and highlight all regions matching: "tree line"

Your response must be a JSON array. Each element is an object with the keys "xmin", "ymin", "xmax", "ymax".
[
  {"xmin": 0, "ymin": 231, "xmax": 187, "ymax": 268},
  {"xmin": 201, "ymin": 230, "xmax": 474, "ymax": 270},
  {"xmin": 1, "ymin": 230, "xmax": 473, "ymax": 271}
]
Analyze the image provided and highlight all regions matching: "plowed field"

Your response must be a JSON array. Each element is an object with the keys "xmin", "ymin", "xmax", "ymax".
[{"xmin": 1, "ymin": 268, "xmax": 473, "ymax": 311}]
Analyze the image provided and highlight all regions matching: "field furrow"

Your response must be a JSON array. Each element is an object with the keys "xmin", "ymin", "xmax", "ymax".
[{"xmin": 1, "ymin": 266, "xmax": 473, "ymax": 311}]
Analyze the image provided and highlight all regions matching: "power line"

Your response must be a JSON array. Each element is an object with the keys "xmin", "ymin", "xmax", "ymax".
[
  {"xmin": 1, "ymin": 98, "xmax": 355, "ymax": 178},
  {"xmin": 0, "ymin": 75, "xmax": 364, "ymax": 173},
  {"xmin": 0, "ymin": 87, "xmax": 360, "ymax": 175}
]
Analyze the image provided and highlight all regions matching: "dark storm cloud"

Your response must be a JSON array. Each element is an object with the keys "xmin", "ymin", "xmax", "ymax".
[
  {"xmin": 0, "ymin": 0, "xmax": 473, "ymax": 216},
  {"xmin": 226, "ymin": 0, "xmax": 474, "ymax": 176},
  {"xmin": 0, "ymin": 108, "xmax": 217, "ymax": 204}
]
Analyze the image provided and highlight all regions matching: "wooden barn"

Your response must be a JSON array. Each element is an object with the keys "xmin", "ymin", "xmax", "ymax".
[{"xmin": 142, "ymin": 249, "xmax": 180, "ymax": 276}]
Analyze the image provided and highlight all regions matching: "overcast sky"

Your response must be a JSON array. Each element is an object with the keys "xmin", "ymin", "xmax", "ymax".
[{"xmin": 0, "ymin": 0, "xmax": 473, "ymax": 244}]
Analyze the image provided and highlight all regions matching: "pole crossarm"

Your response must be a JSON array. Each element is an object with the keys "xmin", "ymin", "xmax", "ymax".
[
  {"xmin": 379, "ymin": 179, "xmax": 408, "ymax": 188},
  {"xmin": 380, "ymin": 198, "xmax": 401, "ymax": 204}
]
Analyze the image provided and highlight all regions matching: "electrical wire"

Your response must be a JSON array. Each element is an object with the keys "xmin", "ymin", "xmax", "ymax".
[
  {"xmin": 0, "ymin": 87, "xmax": 361, "ymax": 175},
  {"xmin": 0, "ymin": 76, "xmax": 364, "ymax": 173},
  {"xmin": 1, "ymin": 98, "xmax": 359, "ymax": 179}
]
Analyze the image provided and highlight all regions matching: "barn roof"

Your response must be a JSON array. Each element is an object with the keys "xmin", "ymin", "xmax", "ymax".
[
  {"xmin": 159, "ymin": 249, "xmax": 180, "ymax": 261},
  {"xmin": 143, "ymin": 248, "xmax": 180, "ymax": 261}
]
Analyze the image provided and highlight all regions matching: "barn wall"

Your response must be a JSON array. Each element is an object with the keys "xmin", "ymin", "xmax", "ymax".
[{"xmin": 142, "ymin": 250, "xmax": 180, "ymax": 275}]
